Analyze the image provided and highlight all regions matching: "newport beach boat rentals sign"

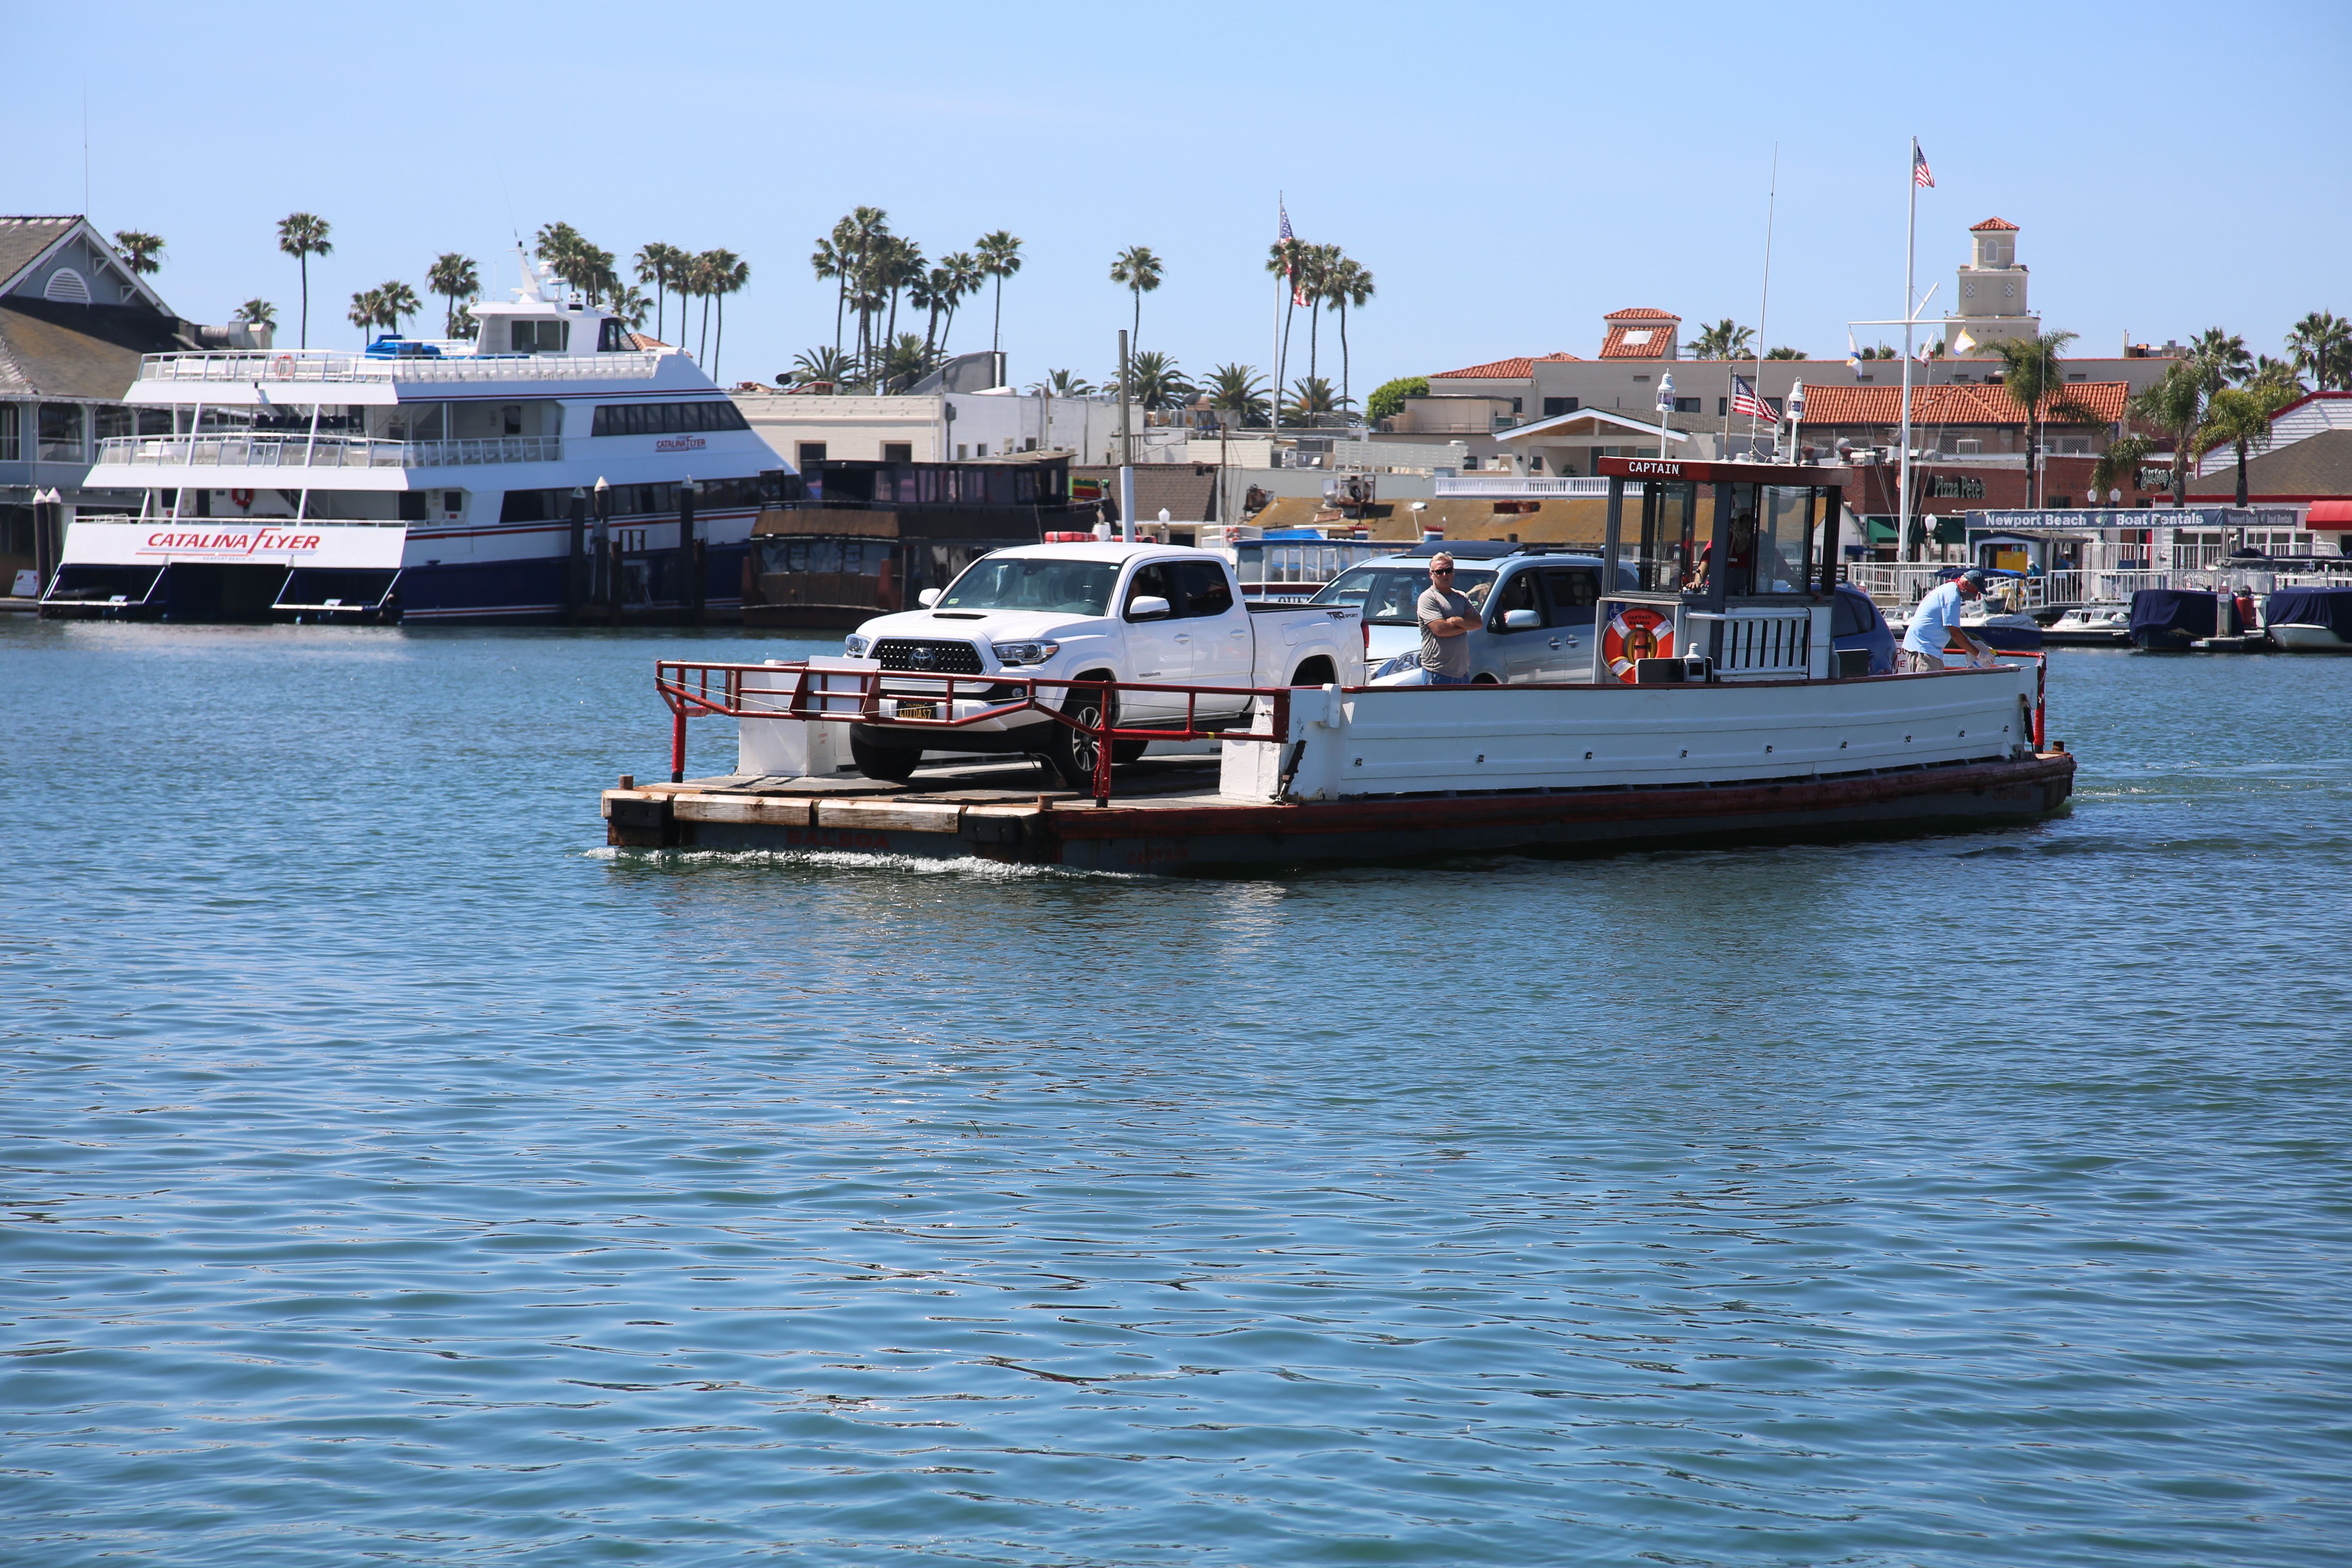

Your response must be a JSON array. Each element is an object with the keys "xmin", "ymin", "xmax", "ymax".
[{"xmin": 61, "ymin": 520, "xmax": 408, "ymax": 570}]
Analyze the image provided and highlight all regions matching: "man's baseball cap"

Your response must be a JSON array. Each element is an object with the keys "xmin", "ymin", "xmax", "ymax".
[{"xmin": 1959, "ymin": 568, "xmax": 1988, "ymax": 586}]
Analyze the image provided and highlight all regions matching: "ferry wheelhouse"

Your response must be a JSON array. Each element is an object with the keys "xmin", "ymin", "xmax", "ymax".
[{"xmin": 45, "ymin": 257, "xmax": 783, "ymax": 624}]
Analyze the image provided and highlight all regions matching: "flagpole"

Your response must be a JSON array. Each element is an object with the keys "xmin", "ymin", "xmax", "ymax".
[
  {"xmin": 1271, "ymin": 192, "xmax": 1283, "ymax": 435},
  {"xmin": 1750, "ymin": 145, "xmax": 1777, "ymax": 457},
  {"xmin": 1900, "ymin": 137, "xmax": 1919, "ymax": 562}
]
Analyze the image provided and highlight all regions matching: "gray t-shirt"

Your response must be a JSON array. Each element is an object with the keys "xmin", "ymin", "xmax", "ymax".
[{"xmin": 1417, "ymin": 584, "xmax": 1476, "ymax": 677}]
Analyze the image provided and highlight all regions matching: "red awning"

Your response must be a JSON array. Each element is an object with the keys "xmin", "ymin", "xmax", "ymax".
[{"xmin": 2307, "ymin": 499, "xmax": 2352, "ymax": 529}]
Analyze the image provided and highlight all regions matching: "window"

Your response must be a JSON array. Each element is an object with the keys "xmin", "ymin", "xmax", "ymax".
[
  {"xmin": 1541, "ymin": 397, "xmax": 1578, "ymax": 417},
  {"xmin": 94, "ymin": 406, "xmax": 132, "ymax": 442},
  {"xmin": 1674, "ymin": 397, "xmax": 1701, "ymax": 414},
  {"xmin": 956, "ymin": 444, "xmax": 968, "ymax": 459},
  {"xmin": 589, "ymin": 401, "xmax": 751, "ymax": 437},
  {"xmin": 509, "ymin": 319, "xmax": 570, "ymax": 353},
  {"xmin": 502, "ymin": 405, "xmax": 522, "ymax": 437},
  {"xmin": 43, "ymin": 267, "xmax": 89, "ymax": 304},
  {"xmin": 1488, "ymin": 570, "xmax": 1538, "ymax": 628},
  {"xmin": 597, "ymin": 319, "xmax": 634, "ymax": 352},
  {"xmin": 1539, "ymin": 566, "xmax": 1599, "ymax": 624},
  {"xmin": 1175, "ymin": 559, "xmax": 1234, "ymax": 618},
  {"xmin": 0, "ymin": 403, "xmax": 16, "ymax": 461},
  {"xmin": 1126, "ymin": 562, "xmax": 1178, "ymax": 618},
  {"xmin": 1309, "ymin": 565, "xmax": 1496, "ymax": 624},
  {"xmin": 37, "ymin": 403, "xmax": 83, "ymax": 462},
  {"xmin": 1717, "ymin": 397, "xmax": 1728, "ymax": 416},
  {"xmin": 797, "ymin": 442, "xmax": 826, "ymax": 466},
  {"xmin": 975, "ymin": 441, "xmax": 989, "ymax": 457},
  {"xmin": 882, "ymin": 442, "xmax": 912, "ymax": 463},
  {"xmin": 1510, "ymin": 398, "xmax": 1523, "ymax": 414}
]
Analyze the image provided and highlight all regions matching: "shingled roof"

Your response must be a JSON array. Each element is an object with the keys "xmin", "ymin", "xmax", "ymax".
[
  {"xmin": 1799, "ymin": 380, "xmax": 2127, "ymax": 426},
  {"xmin": 2187, "ymin": 428, "xmax": 2352, "ymax": 500},
  {"xmin": 0, "ymin": 296, "xmax": 187, "ymax": 400}
]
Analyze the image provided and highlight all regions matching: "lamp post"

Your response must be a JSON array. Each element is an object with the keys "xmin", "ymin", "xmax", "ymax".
[
  {"xmin": 1786, "ymin": 381, "xmax": 1806, "ymax": 464},
  {"xmin": 1654, "ymin": 372, "xmax": 1675, "ymax": 459}
]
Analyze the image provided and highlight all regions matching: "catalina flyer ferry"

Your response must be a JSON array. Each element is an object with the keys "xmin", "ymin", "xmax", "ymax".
[{"xmin": 49, "ymin": 257, "xmax": 784, "ymax": 624}]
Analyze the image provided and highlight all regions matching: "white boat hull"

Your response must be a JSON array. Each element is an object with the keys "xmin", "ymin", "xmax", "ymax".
[{"xmin": 2270, "ymin": 624, "xmax": 2352, "ymax": 653}]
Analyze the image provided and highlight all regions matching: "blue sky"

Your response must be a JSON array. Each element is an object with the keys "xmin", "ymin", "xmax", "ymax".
[{"xmin": 15, "ymin": 0, "xmax": 2348, "ymax": 396}]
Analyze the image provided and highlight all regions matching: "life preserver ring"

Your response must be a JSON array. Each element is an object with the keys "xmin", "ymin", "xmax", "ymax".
[
  {"xmin": 272, "ymin": 354, "xmax": 294, "ymax": 379},
  {"xmin": 1602, "ymin": 604, "xmax": 1673, "ymax": 683},
  {"xmin": 229, "ymin": 488, "xmax": 255, "ymax": 510}
]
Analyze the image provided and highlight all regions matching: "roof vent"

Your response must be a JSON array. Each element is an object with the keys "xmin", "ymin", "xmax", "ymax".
[{"xmin": 44, "ymin": 267, "xmax": 91, "ymax": 303}]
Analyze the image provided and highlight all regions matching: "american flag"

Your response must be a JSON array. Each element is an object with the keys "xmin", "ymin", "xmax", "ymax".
[
  {"xmin": 1731, "ymin": 374, "xmax": 1779, "ymax": 423},
  {"xmin": 1912, "ymin": 142, "xmax": 1934, "ymax": 188},
  {"xmin": 1279, "ymin": 201, "xmax": 1307, "ymax": 306}
]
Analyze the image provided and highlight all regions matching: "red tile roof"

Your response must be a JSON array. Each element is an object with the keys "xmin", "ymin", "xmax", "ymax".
[
  {"xmin": 1430, "ymin": 351, "xmax": 1580, "ymax": 379},
  {"xmin": 1798, "ymin": 380, "xmax": 2127, "ymax": 426},
  {"xmin": 1599, "ymin": 323, "xmax": 1677, "ymax": 359},
  {"xmin": 1970, "ymin": 216, "xmax": 2019, "ymax": 232},
  {"xmin": 1604, "ymin": 306, "xmax": 1681, "ymax": 321}
]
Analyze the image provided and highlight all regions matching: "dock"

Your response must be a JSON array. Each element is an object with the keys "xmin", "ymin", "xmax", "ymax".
[{"xmin": 602, "ymin": 749, "xmax": 2077, "ymax": 874}]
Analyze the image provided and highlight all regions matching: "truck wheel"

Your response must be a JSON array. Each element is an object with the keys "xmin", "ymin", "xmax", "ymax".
[
  {"xmin": 1045, "ymin": 677, "xmax": 1116, "ymax": 789},
  {"xmin": 849, "ymin": 733, "xmax": 922, "ymax": 783},
  {"xmin": 1290, "ymin": 656, "xmax": 1335, "ymax": 686}
]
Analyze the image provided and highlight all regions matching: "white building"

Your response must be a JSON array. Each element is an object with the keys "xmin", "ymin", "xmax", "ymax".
[{"xmin": 732, "ymin": 388, "xmax": 1133, "ymax": 470}]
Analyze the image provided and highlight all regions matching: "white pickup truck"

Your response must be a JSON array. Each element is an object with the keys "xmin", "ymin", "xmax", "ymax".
[{"xmin": 839, "ymin": 543, "xmax": 1365, "ymax": 786}]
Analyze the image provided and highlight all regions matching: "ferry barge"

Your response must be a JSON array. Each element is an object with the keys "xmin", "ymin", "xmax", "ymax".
[
  {"xmin": 42, "ymin": 255, "xmax": 781, "ymax": 624},
  {"xmin": 604, "ymin": 458, "xmax": 2075, "ymax": 873}
]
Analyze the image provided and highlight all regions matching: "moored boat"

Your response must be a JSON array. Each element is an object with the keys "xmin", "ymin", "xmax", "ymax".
[
  {"xmin": 2264, "ymin": 586, "xmax": 2352, "ymax": 652},
  {"xmin": 2129, "ymin": 588, "xmax": 2217, "ymax": 651},
  {"xmin": 2042, "ymin": 601, "xmax": 2132, "ymax": 646}
]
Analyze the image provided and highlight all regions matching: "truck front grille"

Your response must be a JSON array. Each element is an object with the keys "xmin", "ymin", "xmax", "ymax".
[{"xmin": 872, "ymin": 638, "xmax": 985, "ymax": 675}]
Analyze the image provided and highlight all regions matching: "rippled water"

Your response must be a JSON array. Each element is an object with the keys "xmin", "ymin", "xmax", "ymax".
[{"xmin": 4, "ymin": 619, "xmax": 2350, "ymax": 1566}]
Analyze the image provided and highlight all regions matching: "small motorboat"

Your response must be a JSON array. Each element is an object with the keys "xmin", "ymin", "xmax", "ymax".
[
  {"xmin": 2265, "ymin": 585, "xmax": 2352, "ymax": 652},
  {"xmin": 1887, "ymin": 603, "xmax": 2045, "ymax": 652},
  {"xmin": 2042, "ymin": 602, "xmax": 2133, "ymax": 646}
]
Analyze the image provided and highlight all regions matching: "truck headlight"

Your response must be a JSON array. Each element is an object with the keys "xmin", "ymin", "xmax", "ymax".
[
  {"xmin": 844, "ymin": 633, "xmax": 871, "ymax": 657},
  {"xmin": 991, "ymin": 639, "xmax": 1060, "ymax": 666}
]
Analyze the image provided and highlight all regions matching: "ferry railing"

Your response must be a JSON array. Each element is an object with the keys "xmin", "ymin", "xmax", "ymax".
[
  {"xmin": 136, "ymin": 349, "xmax": 664, "ymax": 384},
  {"xmin": 1683, "ymin": 604, "xmax": 1824, "ymax": 681},
  {"xmin": 654, "ymin": 659, "xmax": 1294, "ymax": 807},
  {"xmin": 1848, "ymin": 562, "xmax": 2352, "ymax": 611},
  {"xmin": 94, "ymin": 434, "xmax": 563, "ymax": 469}
]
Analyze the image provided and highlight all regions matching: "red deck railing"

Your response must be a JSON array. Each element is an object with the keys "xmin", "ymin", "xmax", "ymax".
[{"xmin": 654, "ymin": 660, "xmax": 1293, "ymax": 806}]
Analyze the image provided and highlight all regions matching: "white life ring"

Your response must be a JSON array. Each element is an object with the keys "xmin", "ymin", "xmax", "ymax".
[
  {"xmin": 229, "ymin": 488, "xmax": 255, "ymax": 510},
  {"xmin": 272, "ymin": 353, "xmax": 294, "ymax": 379}
]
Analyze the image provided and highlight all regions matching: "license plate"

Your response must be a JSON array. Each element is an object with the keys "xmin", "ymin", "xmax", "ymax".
[{"xmin": 895, "ymin": 699, "xmax": 938, "ymax": 720}]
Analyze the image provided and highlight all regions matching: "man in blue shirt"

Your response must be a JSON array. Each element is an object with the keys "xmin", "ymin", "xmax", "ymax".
[{"xmin": 1902, "ymin": 568, "xmax": 1989, "ymax": 671}]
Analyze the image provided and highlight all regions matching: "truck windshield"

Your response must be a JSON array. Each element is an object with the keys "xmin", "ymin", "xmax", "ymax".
[
  {"xmin": 938, "ymin": 556, "xmax": 1122, "ymax": 615},
  {"xmin": 1310, "ymin": 564, "xmax": 1495, "ymax": 625}
]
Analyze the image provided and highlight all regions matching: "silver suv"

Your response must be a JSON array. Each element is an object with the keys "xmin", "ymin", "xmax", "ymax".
[{"xmin": 1308, "ymin": 546, "xmax": 1631, "ymax": 684}]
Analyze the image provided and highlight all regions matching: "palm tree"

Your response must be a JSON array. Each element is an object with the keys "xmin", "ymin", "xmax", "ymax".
[
  {"xmin": 2285, "ymin": 310, "xmax": 2351, "ymax": 392},
  {"xmin": 1294, "ymin": 244, "xmax": 1338, "ymax": 381},
  {"xmin": 791, "ymin": 346, "xmax": 853, "ymax": 386},
  {"xmin": 976, "ymin": 230, "xmax": 1023, "ymax": 356},
  {"xmin": 113, "ymin": 230, "xmax": 165, "ymax": 278},
  {"xmin": 234, "ymin": 298, "xmax": 277, "ymax": 328},
  {"xmin": 376, "ymin": 281, "xmax": 421, "ymax": 337},
  {"xmin": 1029, "ymin": 369, "xmax": 1094, "ymax": 397},
  {"xmin": 347, "ymin": 286, "xmax": 383, "ymax": 343},
  {"xmin": 277, "ymin": 212, "xmax": 332, "ymax": 349},
  {"xmin": 1264, "ymin": 234, "xmax": 1309, "ymax": 425},
  {"xmin": 935, "ymin": 251, "xmax": 983, "ymax": 359},
  {"xmin": 845, "ymin": 207, "xmax": 892, "ymax": 368},
  {"xmin": 634, "ymin": 243, "xmax": 683, "ymax": 342},
  {"xmin": 2189, "ymin": 327, "xmax": 2253, "ymax": 393},
  {"xmin": 1764, "ymin": 345, "xmax": 1805, "ymax": 360},
  {"xmin": 2200, "ymin": 381, "xmax": 2296, "ymax": 507},
  {"xmin": 808, "ymin": 232, "xmax": 849, "ymax": 365},
  {"xmin": 679, "ymin": 251, "xmax": 716, "ymax": 366},
  {"xmin": 2129, "ymin": 359, "xmax": 2207, "ymax": 508},
  {"xmin": 1689, "ymin": 318, "xmax": 1755, "ymax": 359},
  {"xmin": 1127, "ymin": 350, "xmax": 1190, "ymax": 414},
  {"xmin": 534, "ymin": 221, "xmax": 583, "ymax": 291},
  {"xmin": 426, "ymin": 252, "xmax": 479, "ymax": 339},
  {"xmin": 1205, "ymin": 362, "xmax": 1268, "ymax": 428},
  {"xmin": 1978, "ymin": 330, "xmax": 2103, "ymax": 506},
  {"xmin": 875, "ymin": 332, "xmax": 932, "ymax": 392},
  {"xmin": 607, "ymin": 283, "xmax": 650, "ymax": 331},
  {"xmin": 703, "ymin": 249, "xmax": 748, "ymax": 381},
  {"xmin": 1108, "ymin": 245, "xmax": 1164, "ymax": 356},
  {"xmin": 1285, "ymin": 376, "xmax": 1341, "ymax": 423},
  {"xmin": 2090, "ymin": 434, "xmax": 2151, "ymax": 505},
  {"xmin": 880, "ymin": 237, "xmax": 923, "ymax": 357},
  {"xmin": 1323, "ymin": 254, "xmax": 1374, "ymax": 418}
]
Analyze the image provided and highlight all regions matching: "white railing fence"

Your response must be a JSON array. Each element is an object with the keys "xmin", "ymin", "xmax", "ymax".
[
  {"xmin": 1847, "ymin": 562, "xmax": 2352, "ymax": 610},
  {"xmin": 95, "ymin": 434, "xmax": 562, "ymax": 470},
  {"xmin": 138, "ymin": 350, "xmax": 662, "ymax": 384},
  {"xmin": 1433, "ymin": 475, "xmax": 1613, "ymax": 498},
  {"xmin": 1688, "ymin": 605, "xmax": 1823, "ymax": 680}
]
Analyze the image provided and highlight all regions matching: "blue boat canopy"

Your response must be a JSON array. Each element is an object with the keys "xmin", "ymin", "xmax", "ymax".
[
  {"xmin": 2129, "ymin": 588, "xmax": 2216, "ymax": 639},
  {"xmin": 2263, "ymin": 586, "xmax": 2352, "ymax": 638}
]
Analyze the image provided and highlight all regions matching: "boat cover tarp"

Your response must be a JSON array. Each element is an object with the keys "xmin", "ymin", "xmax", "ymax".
[
  {"xmin": 2129, "ymin": 589, "xmax": 2216, "ymax": 639},
  {"xmin": 2263, "ymin": 586, "xmax": 2352, "ymax": 637}
]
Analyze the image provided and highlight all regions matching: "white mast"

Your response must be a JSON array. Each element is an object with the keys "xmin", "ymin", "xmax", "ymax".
[
  {"xmin": 1749, "ymin": 146, "xmax": 1776, "ymax": 457},
  {"xmin": 1900, "ymin": 137, "xmax": 1920, "ymax": 561}
]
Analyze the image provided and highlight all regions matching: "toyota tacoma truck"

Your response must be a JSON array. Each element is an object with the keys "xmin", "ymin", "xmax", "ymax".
[{"xmin": 839, "ymin": 543, "xmax": 1365, "ymax": 785}]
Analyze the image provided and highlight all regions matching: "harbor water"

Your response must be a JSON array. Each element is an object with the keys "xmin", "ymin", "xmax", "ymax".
[{"xmin": 4, "ymin": 618, "xmax": 2350, "ymax": 1566}]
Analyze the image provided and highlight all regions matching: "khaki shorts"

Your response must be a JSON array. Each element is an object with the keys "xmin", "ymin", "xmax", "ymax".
[{"xmin": 1902, "ymin": 647, "xmax": 1952, "ymax": 673}]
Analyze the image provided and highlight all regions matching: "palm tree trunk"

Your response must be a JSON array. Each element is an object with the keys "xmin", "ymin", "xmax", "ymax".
[
  {"xmin": 699, "ymin": 296, "xmax": 711, "ymax": 365},
  {"xmin": 1339, "ymin": 301, "xmax": 1351, "ymax": 418},
  {"xmin": 714, "ymin": 293, "xmax": 724, "ymax": 381},
  {"xmin": 655, "ymin": 279, "xmax": 665, "ymax": 343},
  {"xmin": 1131, "ymin": 290, "xmax": 1141, "ymax": 359},
  {"xmin": 2236, "ymin": 441, "xmax": 2249, "ymax": 507},
  {"xmin": 299, "ymin": 257, "xmax": 310, "ymax": 350},
  {"xmin": 992, "ymin": 278, "xmax": 1003, "ymax": 354},
  {"xmin": 831, "ymin": 278, "xmax": 844, "ymax": 365},
  {"xmin": 1308, "ymin": 308, "xmax": 1319, "ymax": 384},
  {"xmin": 1278, "ymin": 297, "xmax": 1295, "ymax": 416}
]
